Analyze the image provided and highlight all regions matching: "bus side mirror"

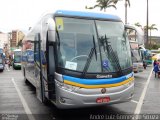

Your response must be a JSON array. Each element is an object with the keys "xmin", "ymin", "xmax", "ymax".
[{"xmin": 47, "ymin": 18, "xmax": 56, "ymax": 42}]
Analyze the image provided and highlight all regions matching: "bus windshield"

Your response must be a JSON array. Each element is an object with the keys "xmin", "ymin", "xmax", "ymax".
[
  {"xmin": 14, "ymin": 56, "xmax": 21, "ymax": 63},
  {"xmin": 131, "ymin": 50, "xmax": 141, "ymax": 62},
  {"xmin": 130, "ymin": 42, "xmax": 142, "ymax": 62},
  {"xmin": 13, "ymin": 51, "xmax": 21, "ymax": 63},
  {"xmin": 14, "ymin": 51, "xmax": 21, "ymax": 56},
  {"xmin": 56, "ymin": 17, "xmax": 132, "ymax": 73}
]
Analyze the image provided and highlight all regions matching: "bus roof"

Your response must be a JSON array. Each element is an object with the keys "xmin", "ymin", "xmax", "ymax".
[{"xmin": 54, "ymin": 10, "xmax": 122, "ymax": 21}]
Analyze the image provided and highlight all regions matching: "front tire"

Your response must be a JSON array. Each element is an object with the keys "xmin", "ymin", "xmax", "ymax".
[{"xmin": 23, "ymin": 68, "xmax": 29, "ymax": 83}]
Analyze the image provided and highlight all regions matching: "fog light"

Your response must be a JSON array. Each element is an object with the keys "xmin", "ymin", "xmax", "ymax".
[
  {"xmin": 60, "ymin": 97, "xmax": 66, "ymax": 103},
  {"xmin": 125, "ymin": 80, "xmax": 133, "ymax": 88}
]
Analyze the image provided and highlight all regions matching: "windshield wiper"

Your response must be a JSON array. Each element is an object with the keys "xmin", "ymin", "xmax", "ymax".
[
  {"xmin": 102, "ymin": 35, "xmax": 123, "ymax": 76},
  {"xmin": 81, "ymin": 35, "xmax": 97, "ymax": 78}
]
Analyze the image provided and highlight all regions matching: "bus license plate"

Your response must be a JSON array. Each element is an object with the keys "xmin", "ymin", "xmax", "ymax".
[{"xmin": 96, "ymin": 97, "xmax": 110, "ymax": 103}]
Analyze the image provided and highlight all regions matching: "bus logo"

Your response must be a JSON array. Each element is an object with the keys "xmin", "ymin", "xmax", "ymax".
[
  {"xmin": 101, "ymin": 88, "xmax": 106, "ymax": 94},
  {"xmin": 96, "ymin": 75, "xmax": 112, "ymax": 78}
]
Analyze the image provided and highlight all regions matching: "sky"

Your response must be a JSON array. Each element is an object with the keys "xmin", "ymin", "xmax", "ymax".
[{"xmin": 0, "ymin": 0, "xmax": 160, "ymax": 36}]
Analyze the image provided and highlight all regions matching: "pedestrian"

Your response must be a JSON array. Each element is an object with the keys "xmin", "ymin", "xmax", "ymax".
[
  {"xmin": 143, "ymin": 60, "xmax": 147, "ymax": 69},
  {"xmin": 2, "ymin": 53, "xmax": 5, "ymax": 68},
  {"xmin": 153, "ymin": 59, "xmax": 157, "ymax": 67},
  {"xmin": 8, "ymin": 55, "xmax": 12, "ymax": 68},
  {"xmin": 153, "ymin": 62, "xmax": 160, "ymax": 78},
  {"xmin": 8, "ymin": 59, "xmax": 11, "ymax": 68}
]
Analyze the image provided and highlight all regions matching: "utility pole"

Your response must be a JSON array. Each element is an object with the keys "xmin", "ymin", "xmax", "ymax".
[
  {"xmin": 146, "ymin": 0, "xmax": 149, "ymax": 48},
  {"xmin": 125, "ymin": 0, "xmax": 127, "ymax": 24}
]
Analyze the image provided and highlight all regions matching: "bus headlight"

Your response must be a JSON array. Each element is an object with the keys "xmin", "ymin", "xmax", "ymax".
[
  {"xmin": 125, "ymin": 79, "xmax": 134, "ymax": 88},
  {"xmin": 56, "ymin": 80, "xmax": 79, "ymax": 92}
]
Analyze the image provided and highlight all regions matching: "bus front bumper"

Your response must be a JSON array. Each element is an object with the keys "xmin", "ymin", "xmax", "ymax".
[
  {"xmin": 54, "ymin": 81, "xmax": 134, "ymax": 109},
  {"xmin": 13, "ymin": 63, "xmax": 21, "ymax": 69}
]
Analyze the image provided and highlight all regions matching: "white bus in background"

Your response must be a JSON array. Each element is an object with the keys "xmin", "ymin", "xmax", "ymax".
[
  {"xmin": 130, "ymin": 41, "xmax": 144, "ymax": 72},
  {"xmin": 125, "ymin": 25, "xmax": 144, "ymax": 72}
]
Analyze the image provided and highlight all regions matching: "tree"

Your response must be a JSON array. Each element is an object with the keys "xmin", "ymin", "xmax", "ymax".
[
  {"xmin": 114, "ymin": 0, "xmax": 131, "ymax": 24},
  {"xmin": 115, "ymin": 0, "xmax": 131, "ymax": 24},
  {"xmin": 134, "ymin": 22, "xmax": 142, "ymax": 28},
  {"xmin": 144, "ymin": 24, "xmax": 158, "ymax": 48},
  {"xmin": 85, "ymin": 0, "xmax": 118, "ymax": 12},
  {"xmin": 17, "ymin": 40, "xmax": 22, "ymax": 48},
  {"xmin": 124, "ymin": 0, "xmax": 130, "ymax": 24},
  {"xmin": 86, "ymin": 0, "xmax": 131, "ymax": 24},
  {"xmin": 112, "ymin": 0, "xmax": 131, "ymax": 23}
]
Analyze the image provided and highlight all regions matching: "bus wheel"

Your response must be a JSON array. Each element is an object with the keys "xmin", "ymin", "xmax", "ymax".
[{"xmin": 23, "ymin": 69, "xmax": 29, "ymax": 83}]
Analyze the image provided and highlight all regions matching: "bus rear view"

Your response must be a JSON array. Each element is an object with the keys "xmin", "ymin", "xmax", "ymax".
[{"xmin": 22, "ymin": 10, "xmax": 134, "ymax": 109}]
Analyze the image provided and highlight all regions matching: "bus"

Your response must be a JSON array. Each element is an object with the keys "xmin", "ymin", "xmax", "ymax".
[
  {"xmin": 140, "ymin": 49, "xmax": 152, "ymax": 65},
  {"xmin": 0, "ymin": 56, "xmax": 4, "ymax": 72},
  {"xmin": 12, "ymin": 49, "xmax": 22, "ymax": 69},
  {"xmin": 130, "ymin": 41, "xmax": 144, "ymax": 72},
  {"xmin": 22, "ymin": 10, "xmax": 134, "ymax": 109},
  {"xmin": 125, "ymin": 25, "xmax": 144, "ymax": 72}
]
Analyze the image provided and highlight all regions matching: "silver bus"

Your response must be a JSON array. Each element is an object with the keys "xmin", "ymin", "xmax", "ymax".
[{"xmin": 22, "ymin": 10, "xmax": 134, "ymax": 109}]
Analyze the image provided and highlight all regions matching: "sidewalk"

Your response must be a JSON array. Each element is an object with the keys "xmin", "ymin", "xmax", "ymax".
[{"xmin": 140, "ymin": 65, "xmax": 160, "ymax": 114}]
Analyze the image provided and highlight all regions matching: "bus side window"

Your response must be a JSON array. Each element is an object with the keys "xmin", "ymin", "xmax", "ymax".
[
  {"xmin": 34, "ymin": 34, "xmax": 40, "ymax": 64},
  {"xmin": 41, "ymin": 51, "xmax": 46, "ymax": 65},
  {"xmin": 27, "ymin": 50, "xmax": 34, "ymax": 63},
  {"xmin": 22, "ymin": 51, "xmax": 27, "ymax": 62},
  {"xmin": 34, "ymin": 34, "xmax": 46, "ymax": 65}
]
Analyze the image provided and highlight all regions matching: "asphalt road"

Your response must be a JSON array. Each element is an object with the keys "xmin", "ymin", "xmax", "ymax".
[{"xmin": 0, "ymin": 65, "xmax": 157, "ymax": 120}]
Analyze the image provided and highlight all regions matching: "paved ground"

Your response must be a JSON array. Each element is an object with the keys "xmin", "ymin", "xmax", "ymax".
[{"xmin": 0, "ymin": 65, "xmax": 158, "ymax": 120}]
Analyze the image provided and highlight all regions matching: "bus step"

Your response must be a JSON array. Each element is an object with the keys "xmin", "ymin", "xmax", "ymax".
[
  {"xmin": 47, "ymin": 82, "xmax": 54, "ymax": 84},
  {"xmin": 45, "ymin": 90, "xmax": 54, "ymax": 92},
  {"xmin": 46, "ymin": 83, "xmax": 54, "ymax": 86},
  {"xmin": 49, "ymin": 95, "xmax": 56, "ymax": 101}
]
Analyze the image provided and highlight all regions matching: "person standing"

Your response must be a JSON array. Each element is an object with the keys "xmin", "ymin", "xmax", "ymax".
[
  {"xmin": 8, "ymin": 54, "xmax": 12, "ymax": 68},
  {"xmin": 153, "ymin": 60, "xmax": 157, "ymax": 67},
  {"xmin": 2, "ymin": 53, "xmax": 6, "ymax": 69},
  {"xmin": 153, "ymin": 62, "xmax": 160, "ymax": 78}
]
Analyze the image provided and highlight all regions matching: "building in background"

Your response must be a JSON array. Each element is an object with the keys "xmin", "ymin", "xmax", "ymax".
[
  {"xmin": 10, "ymin": 30, "xmax": 25, "ymax": 51},
  {"xmin": 10, "ymin": 30, "xmax": 17, "ymax": 49},
  {"xmin": 148, "ymin": 36, "xmax": 160, "ymax": 49},
  {"xmin": 0, "ymin": 32, "xmax": 9, "ymax": 48},
  {"xmin": 0, "ymin": 32, "xmax": 9, "ymax": 57},
  {"xmin": 0, "ymin": 30, "xmax": 25, "ymax": 58}
]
